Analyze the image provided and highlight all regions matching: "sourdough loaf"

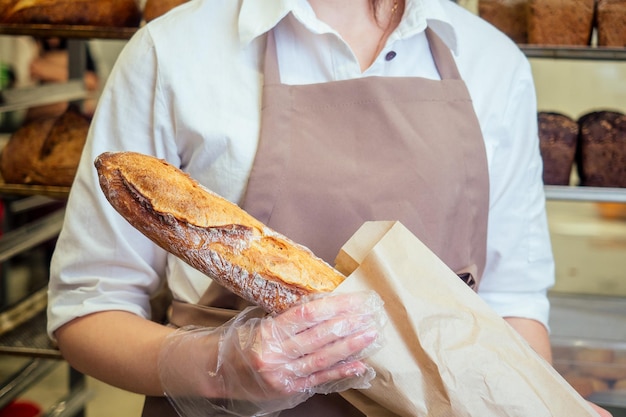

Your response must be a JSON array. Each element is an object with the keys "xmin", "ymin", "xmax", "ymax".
[
  {"xmin": 0, "ymin": 0, "xmax": 141, "ymax": 27},
  {"xmin": 478, "ymin": 0, "xmax": 528, "ymax": 44},
  {"xmin": 0, "ymin": 107, "xmax": 90, "ymax": 187},
  {"xmin": 577, "ymin": 110, "xmax": 626, "ymax": 188},
  {"xmin": 596, "ymin": 0, "xmax": 626, "ymax": 47},
  {"xmin": 143, "ymin": 0, "xmax": 188, "ymax": 22},
  {"xmin": 526, "ymin": 0, "xmax": 594, "ymax": 46},
  {"xmin": 537, "ymin": 112, "xmax": 578, "ymax": 186},
  {"xmin": 94, "ymin": 151, "xmax": 346, "ymax": 313}
]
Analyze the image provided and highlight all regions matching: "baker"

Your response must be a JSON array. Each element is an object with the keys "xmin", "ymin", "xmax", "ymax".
[{"xmin": 47, "ymin": 0, "xmax": 611, "ymax": 416}]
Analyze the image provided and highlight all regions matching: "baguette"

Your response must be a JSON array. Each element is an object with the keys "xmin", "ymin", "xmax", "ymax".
[{"xmin": 94, "ymin": 151, "xmax": 346, "ymax": 313}]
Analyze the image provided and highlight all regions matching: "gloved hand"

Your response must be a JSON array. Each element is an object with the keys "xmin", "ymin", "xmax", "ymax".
[{"xmin": 158, "ymin": 290, "xmax": 387, "ymax": 417}]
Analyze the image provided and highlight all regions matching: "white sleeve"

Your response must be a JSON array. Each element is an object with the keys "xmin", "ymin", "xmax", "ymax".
[
  {"xmin": 47, "ymin": 27, "xmax": 178, "ymax": 339},
  {"xmin": 477, "ymin": 56, "xmax": 555, "ymax": 330}
]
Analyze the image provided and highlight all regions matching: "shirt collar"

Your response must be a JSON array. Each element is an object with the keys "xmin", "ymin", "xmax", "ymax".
[{"xmin": 238, "ymin": 0, "xmax": 458, "ymax": 54}]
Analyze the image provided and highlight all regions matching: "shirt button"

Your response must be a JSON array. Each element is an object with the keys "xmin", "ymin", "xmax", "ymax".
[{"xmin": 385, "ymin": 51, "xmax": 397, "ymax": 61}]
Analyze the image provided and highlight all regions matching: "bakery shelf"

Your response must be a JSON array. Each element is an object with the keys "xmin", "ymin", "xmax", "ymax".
[
  {"xmin": 589, "ymin": 392, "xmax": 626, "ymax": 411},
  {"xmin": 0, "ymin": 358, "xmax": 59, "ymax": 409},
  {"xmin": 0, "ymin": 208, "xmax": 64, "ymax": 263},
  {"xmin": 0, "ymin": 80, "xmax": 92, "ymax": 113},
  {"xmin": 0, "ymin": 179, "xmax": 71, "ymax": 200},
  {"xmin": 549, "ymin": 293, "xmax": 626, "ymax": 411},
  {"xmin": 0, "ymin": 310, "xmax": 61, "ymax": 359},
  {"xmin": 0, "ymin": 356, "xmax": 91, "ymax": 417},
  {"xmin": 550, "ymin": 293, "xmax": 626, "ymax": 350},
  {"xmin": 521, "ymin": 45, "xmax": 626, "ymax": 61},
  {"xmin": 0, "ymin": 287, "xmax": 48, "ymax": 341},
  {"xmin": 8, "ymin": 195, "xmax": 61, "ymax": 214},
  {"xmin": 42, "ymin": 384, "xmax": 93, "ymax": 417},
  {"xmin": 0, "ymin": 23, "xmax": 137, "ymax": 40},
  {"xmin": 0, "ymin": 22, "xmax": 102, "ymax": 417},
  {"xmin": 544, "ymin": 185, "xmax": 626, "ymax": 203}
]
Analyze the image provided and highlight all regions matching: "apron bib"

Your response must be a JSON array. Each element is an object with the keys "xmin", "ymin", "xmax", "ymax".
[{"xmin": 142, "ymin": 27, "xmax": 489, "ymax": 417}]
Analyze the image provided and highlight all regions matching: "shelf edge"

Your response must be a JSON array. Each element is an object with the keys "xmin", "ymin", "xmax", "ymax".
[{"xmin": 544, "ymin": 185, "xmax": 626, "ymax": 203}]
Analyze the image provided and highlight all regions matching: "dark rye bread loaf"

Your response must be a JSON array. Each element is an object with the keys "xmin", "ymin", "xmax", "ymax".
[
  {"xmin": 527, "ymin": 0, "xmax": 595, "ymax": 46},
  {"xmin": 577, "ymin": 111, "xmax": 626, "ymax": 188},
  {"xmin": 596, "ymin": 0, "xmax": 626, "ymax": 47},
  {"xmin": 537, "ymin": 112, "xmax": 578, "ymax": 186}
]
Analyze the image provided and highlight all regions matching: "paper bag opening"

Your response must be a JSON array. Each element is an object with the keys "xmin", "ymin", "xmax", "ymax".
[{"xmin": 334, "ymin": 221, "xmax": 597, "ymax": 417}]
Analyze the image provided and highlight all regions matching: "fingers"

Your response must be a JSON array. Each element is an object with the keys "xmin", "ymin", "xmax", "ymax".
[
  {"xmin": 285, "ymin": 327, "xmax": 380, "ymax": 377},
  {"xmin": 252, "ymin": 291, "xmax": 386, "ymax": 394},
  {"xmin": 261, "ymin": 291, "xmax": 385, "ymax": 362},
  {"xmin": 279, "ymin": 312, "xmax": 378, "ymax": 359},
  {"xmin": 290, "ymin": 360, "xmax": 374, "ymax": 393},
  {"xmin": 273, "ymin": 291, "xmax": 385, "ymax": 336}
]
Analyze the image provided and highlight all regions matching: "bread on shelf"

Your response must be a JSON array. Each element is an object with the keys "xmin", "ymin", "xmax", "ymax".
[
  {"xmin": 577, "ymin": 110, "xmax": 626, "ymax": 188},
  {"xmin": 0, "ymin": 106, "xmax": 90, "ymax": 187},
  {"xmin": 143, "ymin": 0, "xmax": 189, "ymax": 23},
  {"xmin": 526, "ymin": 0, "xmax": 595, "ymax": 46},
  {"xmin": 596, "ymin": 0, "xmax": 626, "ymax": 47},
  {"xmin": 478, "ymin": 0, "xmax": 528, "ymax": 43},
  {"xmin": 553, "ymin": 340, "xmax": 626, "ymax": 400},
  {"xmin": 0, "ymin": 0, "xmax": 141, "ymax": 27},
  {"xmin": 537, "ymin": 112, "xmax": 578, "ymax": 186}
]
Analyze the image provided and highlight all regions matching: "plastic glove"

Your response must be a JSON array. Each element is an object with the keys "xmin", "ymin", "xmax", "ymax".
[{"xmin": 158, "ymin": 290, "xmax": 387, "ymax": 417}]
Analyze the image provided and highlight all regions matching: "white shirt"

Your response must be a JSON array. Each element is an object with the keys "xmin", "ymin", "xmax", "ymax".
[{"xmin": 47, "ymin": 0, "xmax": 555, "ymax": 338}]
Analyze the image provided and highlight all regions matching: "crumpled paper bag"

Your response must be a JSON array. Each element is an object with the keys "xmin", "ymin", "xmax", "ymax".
[{"xmin": 334, "ymin": 221, "xmax": 597, "ymax": 417}]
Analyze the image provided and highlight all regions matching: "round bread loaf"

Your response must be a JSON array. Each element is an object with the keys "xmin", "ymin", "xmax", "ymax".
[
  {"xmin": 0, "ymin": 107, "xmax": 90, "ymax": 187},
  {"xmin": 577, "ymin": 110, "xmax": 626, "ymax": 188}
]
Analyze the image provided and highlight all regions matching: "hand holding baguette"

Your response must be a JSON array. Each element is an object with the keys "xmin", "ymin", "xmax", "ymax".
[
  {"xmin": 95, "ymin": 152, "xmax": 387, "ymax": 415},
  {"xmin": 94, "ymin": 151, "xmax": 347, "ymax": 313},
  {"xmin": 159, "ymin": 292, "xmax": 385, "ymax": 416}
]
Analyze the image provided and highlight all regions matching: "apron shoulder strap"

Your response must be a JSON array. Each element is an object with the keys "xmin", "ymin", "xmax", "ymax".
[
  {"xmin": 263, "ymin": 30, "xmax": 281, "ymax": 85},
  {"xmin": 425, "ymin": 27, "xmax": 462, "ymax": 81}
]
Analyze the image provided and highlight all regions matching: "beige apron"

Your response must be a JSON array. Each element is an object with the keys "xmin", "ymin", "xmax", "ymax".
[{"xmin": 142, "ymin": 27, "xmax": 489, "ymax": 417}]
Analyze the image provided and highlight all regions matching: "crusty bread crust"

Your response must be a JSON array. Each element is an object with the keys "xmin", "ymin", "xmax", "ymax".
[
  {"xmin": 143, "ymin": 0, "xmax": 188, "ymax": 22},
  {"xmin": 0, "ymin": 0, "xmax": 141, "ymax": 27},
  {"xmin": 0, "ymin": 107, "xmax": 89, "ymax": 186},
  {"xmin": 95, "ymin": 151, "xmax": 346, "ymax": 313}
]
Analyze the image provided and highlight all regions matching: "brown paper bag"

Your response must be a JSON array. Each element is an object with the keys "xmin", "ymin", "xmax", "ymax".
[{"xmin": 335, "ymin": 221, "xmax": 597, "ymax": 417}]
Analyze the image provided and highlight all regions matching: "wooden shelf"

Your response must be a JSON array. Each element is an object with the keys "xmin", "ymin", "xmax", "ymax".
[
  {"xmin": 521, "ymin": 45, "xmax": 626, "ymax": 61},
  {"xmin": 0, "ymin": 208, "xmax": 65, "ymax": 263},
  {"xmin": 0, "ymin": 80, "xmax": 91, "ymax": 114},
  {"xmin": 0, "ymin": 181, "xmax": 71, "ymax": 200},
  {"xmin": 0, "ymin": 23, "xmax": 137, "ymax": 40}
]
